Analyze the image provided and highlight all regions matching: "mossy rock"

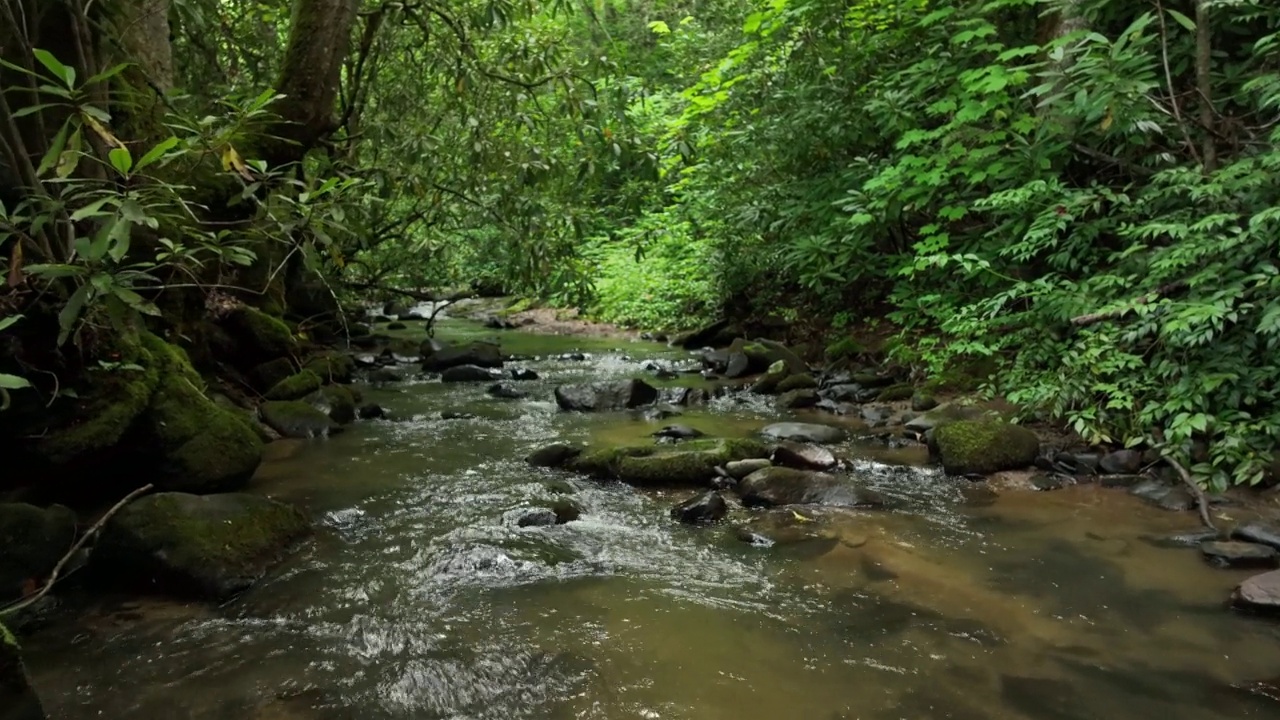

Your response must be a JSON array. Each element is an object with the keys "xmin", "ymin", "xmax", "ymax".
[
  {"xmin": 306, "ymin": 385, "xmax": 357, "ymax": 425},
  {"xmin": 302, "ymin": 353, "xmax": 357, "ymax": 384},
  {"xmin": 221, "ymin": 306, "xmax": 297, "ymax": 366},
  {"xmin": 259, "ymin": 400, "xmax": 341, "ymax": 438},
  {"xmin": 931, "ymin": 420, "xmax": 1040, "ymax": 476},
  {"xmin": 0, "ymin": 621, "xmax": 45, "ymax": 720},
  {"xmin": 90, "ymin": 492, "xmax": 311, "ymax": 600},
  {"xmin": 138, "ymin": 334, "xmax": 264, "ymax": 494},
  {"xmin": 0, "ymin": 503, "xmax": 77, "ymax": 602},
  {"xmin": 264, "ymin": 370, "xmax": 323, "ymax": 401},
  {"xmin": 249, "ymin": 357, "xmax": 296, "ymax": 393},
  {"xmin": 568, "ymin": 437, "xmax": 771, "ymax": 486},
  {"xmin": 32, "ymin": 331, "xmax": 160, "ymax": 466},
  {"xmin": 775, "ymin": 373, "xmax": 817, "ymax": 393},
  {"xmin": 877, "ymin": 383, "xmax": 914, "ymax": 402}
]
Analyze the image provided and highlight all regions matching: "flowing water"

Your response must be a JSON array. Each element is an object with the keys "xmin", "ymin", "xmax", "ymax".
[{"xmin": 20, "ymin": 318, "xmax": 1280, "ymax": 719}]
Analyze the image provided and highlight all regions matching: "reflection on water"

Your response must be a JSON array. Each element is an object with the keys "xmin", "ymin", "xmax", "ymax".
[{"xmin": 21, "ymin": 319, "xmax": 1280, "ymax": 719}]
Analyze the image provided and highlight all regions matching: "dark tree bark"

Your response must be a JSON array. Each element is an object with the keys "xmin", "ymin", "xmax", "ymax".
[{"xmin": 268, "ymin": 0, "xmax": 360, "ymax": 165}]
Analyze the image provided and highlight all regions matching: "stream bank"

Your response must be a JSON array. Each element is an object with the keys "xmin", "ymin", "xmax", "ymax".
[{"xmin": 6, "ymin": 307, "xmax": 1280, "ymax": 719}]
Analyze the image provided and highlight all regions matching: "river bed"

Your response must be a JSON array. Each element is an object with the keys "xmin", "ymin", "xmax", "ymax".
[{"xmin": 20, "ymin": 318, "xmax": 1280, "ymax": 719}]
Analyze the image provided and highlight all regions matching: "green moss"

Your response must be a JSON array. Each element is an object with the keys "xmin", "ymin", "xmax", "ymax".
[
  {"xmin": 569, "ymin": 438, "xmax": 771, "ymax": 486},
  {"xmin": 877, "ymin": 383, "xmax": 914, "ymax": 402},
  {"xmin": 776, "ymin": 373, "xmax": 818, "ymax": 393},
  {"xmin": 303, "ymin": 353, "xmax": 356, "ymax": 383},
  {"xmin": 308, "ymin": 385, "xmax": 356, "ymax": 424},
  {"xmin": 0, "ymin": 622, "xmax": 15, "ymax": 648},
  {"xmin": 139, "ymin": 333, "xmax": 263, "ymax": 493},
  {"xmin": 932, "ymin": 420, "xmax": 1040, "ymax": 475},
  {"xmin": 229, "ymin": 306, "xmax": 296, "ymax": 360},
  {"xmin": 249, "ymin": 358, "xmax": 296, "ymax": 392},
  {"xmin": 35, "ymin": 331, "xmax": 160, "ymax": 465},
  {"xmin": 264, "ymin": 370, "xmax": 323, "ymax": 401}
]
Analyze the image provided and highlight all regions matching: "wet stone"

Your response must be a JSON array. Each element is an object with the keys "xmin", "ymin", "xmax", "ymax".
[
  {"xmin": 1098, "ymin": 473, "xmax": 1147, "ymax": 489},
  {"xmin": 357, "ymin": 403, "xmax": 386, "ymax": 420},
  {"xmin": 759, "ymin": 422, "xmax": 847, "ymax": 444},
  {"xmin": 1129, "ymin": 478, "xmax": 1195, "ymax": 511},
  {"xmin": 1201, "ymin": 541, "xmax": 1279, "ymax": 569},
  {"xmin": 771, "ymin": 441, "xmax": 837, "ymax": 471},
  {"xmin": 1100, "ymin": 449, "xmax": 1144, "ymax": 475},
  {"xmin": 526, "ymin": 443, "xmax": 582, "ymax": 468},
  {"xmin": 441, "ymin": 365, "xmax": 501, "ymax": 383},
  {"xmin": 487, "ymin": 383, "xmax": 528, "ymax": 399},
  {"xmin": 725, "ymin": 458, "xmax": 772, "ymax": 479},
  {"xmin": 1143, "ymin": 529, "xmax": 1220, "ymax": 549},
  {"xmin": 1231, "ymin": 523, "xmax": 1280, "ymax": 551},
  {"xmin": 670, "ymin": 491, "xmax": 727, "ymax": 526},
  {"xmin": 1233, "ymin": 569, "xmax": 1280, "ymax": 613},
  {"xmin": 652, "ymin": 425, "xmax": 705, "ymax": 440},
  {"xmin": 510, "ymin": 368, "xmax": 539, "ymax": 381}
]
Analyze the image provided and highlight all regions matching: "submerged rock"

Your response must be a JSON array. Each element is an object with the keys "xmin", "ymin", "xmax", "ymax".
[
  {"xmin": 930, "ymin": 420, "xmax": 1039, "ymax": 476},
  {"xmin": 652, "ymin": 425, "xmax": 705, "ymax": 440},
  {"xmin": 567, "ymin": 438, "xmax": 771, "ymax": 486},
  {"xmin": 91, "ymin": 492, "xmax": 311, "ymax": 600},
  {"xmin": 1201, "ymin": 541, "xmax": 1278, "ymax": 569},
  {"xmin": 0, "ymin": 624, "xmax": 45, "ymax": 720},
  {"xmin": 357, "ymin": 403, "xmax": 387, "ymax": 420},
  {"xmin": 441, "ymin": 365, "xmax": 501, "ymax": 383},
  {"xmin": 1129, "ymin": 478, "xmax": 1195, "ymax": 511},
  {"xmin": 725, "ymin": 458, "xmax": 772, "ymax": 479},
  {"xmin": 760, "ymin": 422, "xmax": 847, "ymax": 444},
  {"xmin": 513, "ymin": 508, "xmax": 558, "ymax": 527},
  {"xmin": 525, "ymin": 443, "xmax": 583, "ymax": 468},
  {"xmin": 739, "ymin": 466, "xmax": 885, "ymax": 508},
  {"xmin": 1233, "ymin": 569, "xmax": 1280, "ymax": 613},
  {"xmin": 422, "ymin": 342, "xmax": 503, "ymax": 372},
  {"xmin": 510, "ymin": 368, "xmax": 540, "ymax": 381},
  {"xmin": 554, "ymin": 379, "xmax": 659, "ymax": 412},
  {"xmin": 771, "ymin": 441, "xmax": 837, "ymax": 471},
  {"xmin": 487, "ymin": 383, "xmax": 528, "ymax": 399},
  {"xmin": 0, "ymin": 503, "xmax": 77, "ymax": 602},
  {"xmin": 671, "ymin": 491, "xmax": 728, "ymax": 525},
  {"xmin": 259, "ymin": 400, "xmax": 341, "ymax": 438}
]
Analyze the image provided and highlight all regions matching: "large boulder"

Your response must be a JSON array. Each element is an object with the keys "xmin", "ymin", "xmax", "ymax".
[
  {"xmin": 306, "ymin": 386, "xmax": 357, "ymax": 425},
  {"xmin": 931, "ymin": 420, "xmax": 1040, "ymax": 476},
  {"xmin": 0, "ymin": 624, "xmax": 45, "ymax": 720},
  {"xmin": 90, "ymin": 492, "xmax": 311, "ymax": 600},
  {"xmin": 771, "ymin": 441, "xmax": 837, "ymax": 471},
  {"xmin": 568, "ymin": 438, "xmax": 771, "ymax": 486},
  {"xmin": 554, "ymin": 379, "xmax": 659, "ymax": 412},
  {"xmin": 217, "ymin": 306, "xmax": 298, "ymax": 369},
  {"xmin": 904, "ymin": 403, "xmax": 988, "ymax": 432},
  {"xmin": 136, "ymin": 335, "xmax": 264, "ymax": 494},
  {"xmin": 421, "ymin": 342, "xmax": 503, "ymax": 372},
  {"xmin": 0, "ymin": 504, "xmax": 77, "ymax": 602},
  {"xmin": 259, "ymin": 400, "xmax": 341, "ymax": 438},
  {"xmin": 739, "ymin": 466, "xmax": 885, "ymax": 508},
  {"xmin": 760, "ymin": 422, "xmax": 847, "ymax": 444},
  {"xmin": 750, "ymin": 339, "xmax": 809, "ymax": 375},
  {"xmin": 302, "ymin": 353, "xmax": 357, "ymax": 384},
  {"xmin": 248, "ymin": 357, "xmax": 296, "ymax": 393}
]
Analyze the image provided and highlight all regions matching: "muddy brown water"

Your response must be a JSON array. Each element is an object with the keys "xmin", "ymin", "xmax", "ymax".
[{"xmin": 19, "ymin": 317, "xmax": 1280, "ymax": 719}]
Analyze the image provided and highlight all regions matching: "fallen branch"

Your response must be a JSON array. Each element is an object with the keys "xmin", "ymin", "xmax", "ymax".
[
  {"xmin": 1070, "ymin": 281, "xmax": 1187, "ymax": 326},
  {"xmin": 1164, "ymin": 455, "xmax": 1215, "ymax": 532},
  {"xmin": 0, "ymin": 484, "xmax": 154, "ymax": 618}
]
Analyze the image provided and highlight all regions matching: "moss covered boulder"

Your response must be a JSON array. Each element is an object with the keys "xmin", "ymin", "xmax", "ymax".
[
  {"xmin": 264, "ymin": 370, "xmax": 323, "ymax": 401},
  {"xmin": 303, "ymin": 353, "xmax": 357, "ymax": 384},
  {"xmin": 248, "ymin": 357, "xmax": 296, "ymax": 393},
  {"xmin": 931, "ymin": 420, "xmax": 1040, "ymax": 476},
  {"xmin": 137, "ymin": 334, "xmax": 264, "ymax": 494},
  {"xmin": 0, "ymin": 504, "xmax": 77, "ymax": 602},
  {"xmin": 568, "ymin": 438, "xmax": 771, "ymax": 486},
  {"xmin": 877, "ymin": 383, "xmax": 915, "ymax": 402},
  {"xmin": 90, "ymin": 492, "xmax": 311, "ymax": 600},
  {"xmin": 306, "ymin": 386, "xmax": 357, "ymax": 425},
  {"xmin": 219, "ymin": 306, "xmax": 298, "ymax": 367},
  {"xmin": 259, "ymin": 401, "xmax": 341, "ymax": 438},
  {"xmin": 28, "ymin": 333, "xmax": 160, "ymax": 467},
  {"xmin": 776, "ymin": 373, "xmax": 818, "ymax": 393},
  {"xmin": 0, "ymin": 623, "xmax": 45, "ymax": 720}
]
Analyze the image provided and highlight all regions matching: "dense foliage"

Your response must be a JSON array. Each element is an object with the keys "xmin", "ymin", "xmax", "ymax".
[{"xmin": 2, "ymin": 0, "xmax": 1278, "ymax": 486}]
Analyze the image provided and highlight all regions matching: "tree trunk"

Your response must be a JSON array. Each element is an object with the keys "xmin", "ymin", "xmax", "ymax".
[
  {"xmin": 1195, "ymin": 0, "xmax": 1216, "ymax": 172},
  {"xmin": 269, "ymin": 0, "xmax": 360, "ymax": 165}
]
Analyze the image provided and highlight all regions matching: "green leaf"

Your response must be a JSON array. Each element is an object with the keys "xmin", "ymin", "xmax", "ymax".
[
  {"xmin": 57, "ymin": 283, "xmax": 93, "ymax": 346},
  {"xmin": 0, "ymin": 315, "xmax": 21, "ymax": 332},
  {"xmin": 32, "ymin": 48, "xmax": 75, "ymax": 88},
  {"xmin": 86, "ymin": 62, "xmax": 130, "ymax": 85},
  {"xmin": 135, "ymin": 137, "xmax": 179, "ymax": 172},
  {"xmin": 36, "ymin": 120, "xmax": 71, "ymax": 178},
  {"xmin": 1166, "ymin": 9, "xmax": 1195, "ymax": 32},
  {"xmin": 0, "ymin": 373, "xmax": 31, "ymax": 390},
  {"xmin": 56, "ymin": 127, "xmax": 82, "ymax": 178},
  {"xmin": 109, "ymin": 146, "xmax": 133, "ymax": 175}
]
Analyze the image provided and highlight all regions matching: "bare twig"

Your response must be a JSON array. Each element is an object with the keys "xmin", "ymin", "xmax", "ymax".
[
  {"xmin": 1164, "ymin": 456, "xmax": 1215, "ymax": 531},
  {"xmin": 0, "ymin": 484, "xmax": 154, "ymax": 618},
  {"xmin": 1070, "ymin": 281, "xmax": 1187, "ymax": 326},
  {"xmin": 1154, "ymin": 0, "xmax": 1203, "ymax": 167}
]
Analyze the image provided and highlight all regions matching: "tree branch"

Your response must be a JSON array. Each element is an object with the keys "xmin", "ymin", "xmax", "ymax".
[{"xmin": 1069, "ymin": 281, "xmax": 1187, "ymax": 326}]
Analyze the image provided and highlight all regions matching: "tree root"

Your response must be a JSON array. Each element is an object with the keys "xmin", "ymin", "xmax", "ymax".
[
  {"xmin": 1164, "ymin": 455, "xmax": 1216, "ymax": 532},
  {"xmin": 0, "ymin": 484, "xmax": 154, "ymax": 618}
]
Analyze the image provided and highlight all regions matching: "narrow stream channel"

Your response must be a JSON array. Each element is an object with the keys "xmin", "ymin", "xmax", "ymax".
[{"xmin": 20, "ymin": 317, "xmax": 1280, "ymax": 719}]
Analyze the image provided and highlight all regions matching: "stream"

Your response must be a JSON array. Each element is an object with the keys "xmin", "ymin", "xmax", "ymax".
[{"xmin": 19, "ymin": 316, "xmax": 1280, "ymax": 719}]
